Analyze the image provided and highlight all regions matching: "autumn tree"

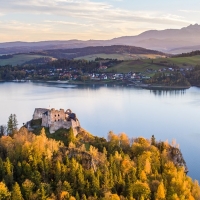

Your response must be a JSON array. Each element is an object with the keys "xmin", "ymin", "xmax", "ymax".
[
  {"xmin": 0, "ymin": 182, "xmax": 11, "ymax": 199},
  {"xmin": 11, "ymin": 182, "xmax": 23, "ymax": 200},
  {"xmin": 132, "ymin": 181, "xmax": 151, "ymax": 200},
  {"xmin": 0, "ymin": 127, "xmax": 199, "ymax": 199},
  {"xmin": 22, "ymin": 179, "xmax": 35, "ymax": 200},
  {"xmin": 68, "ymin": 127, "xmax": 75, "ymax": 144},
  {"xmin": 156, "ymin": 181, "xmax": 165, "ymax": 200}
]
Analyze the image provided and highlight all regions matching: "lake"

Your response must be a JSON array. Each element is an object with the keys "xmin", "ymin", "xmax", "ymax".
[{"xmin": 0, "ymin": 81, "xmax": 200, "ymax": 181}]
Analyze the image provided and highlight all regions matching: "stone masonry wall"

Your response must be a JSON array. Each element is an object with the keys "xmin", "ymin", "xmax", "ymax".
[
  {"xmin": 32, "ymin": 108, "xmax": 80, "ymax": 134},
  {"xmin": 33, "ymin": 108, "xmax": 49, "ymax": 120}
]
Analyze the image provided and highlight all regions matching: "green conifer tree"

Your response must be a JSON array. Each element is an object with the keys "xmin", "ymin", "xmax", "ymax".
[
  {"xmin": 7, "ymin": 114, "xmax": 18, "ymax": 135},
  {"xmin": 75, "ymin": 191, "xmax": 80, "ymax": 200},
  {"xmin": 151, "ymin": 135, "xmax": 156, "ymax": 146}
]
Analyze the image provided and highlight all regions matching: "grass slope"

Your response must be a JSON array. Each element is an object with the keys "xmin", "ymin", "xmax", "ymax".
[
  {"xmin": 75, "ymin": 53, "xmax": 164, "ymax": 61},
  {"xmin": 106, "ymin": 55, "xmax": 200, "ymax": 73},
  {"xmin": 0, "ymin": 54, "xmax": 52, "ymax": 66}
]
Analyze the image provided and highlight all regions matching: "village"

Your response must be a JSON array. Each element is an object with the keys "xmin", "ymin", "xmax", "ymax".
[{"xmin": 10, "ymin": 60, "xmax": 193, "ymax": 84}]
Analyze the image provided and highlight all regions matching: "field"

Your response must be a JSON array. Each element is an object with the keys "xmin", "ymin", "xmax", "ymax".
[
  {"xmin": 165, "ymin": 55, "xmax": 200, "ymax": 66},
  {"xmin": 75, "ymin": 53, "xmax": 164, "ymax": 61},
  {"xmin": 0, "ymin": 54, "xmax": 53, "ymax": 66},
  {"xmin": 106, "ymin": 55, "xmax": 200, "ymax": 73}
]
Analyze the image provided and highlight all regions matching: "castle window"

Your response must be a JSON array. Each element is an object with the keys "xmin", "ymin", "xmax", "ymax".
[
  {"xmin": 55, "ymin": 115, "xmax": 56, "ymax": 117},
  {"xmin": 58, "ymin": 119, "xmax": 59, "ymax": 121},
  {"xmin": 55, "ymin": 120, "xmax": 56, "ymax": 122}
]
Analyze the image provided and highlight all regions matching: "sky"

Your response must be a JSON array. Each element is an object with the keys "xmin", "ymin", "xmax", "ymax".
[{"xmin": 0, "ymin": 0, "xmax": 200, "ymax": 42}]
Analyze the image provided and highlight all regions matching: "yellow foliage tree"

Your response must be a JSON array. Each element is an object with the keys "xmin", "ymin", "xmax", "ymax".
[
  {"xmin": 192, "ymin": 180, "xmax": 200, "ymax": 200},
  {"xmin": 60, "ymin": 191, "xmax": 70, "ymax": 200},
  {"xmin": 0, "ymin": 182, "xmax": 11, "ymax": 199},
  {"xmin": 108, "ymin": 131, "xmax": 119, "ymax": 146},
  {"xmin": 104, "ymin": 192, "xmax": 120, "ymax": 200},
  {"xmin": 69, "ymin": 197, "xmax": 76, "ymax": 200},
  {"xmin": 132, "ymin": 181, "xmax": 151, "ymax": 200},
  {"xmin": 131, "ymin": 137, "xmax": 150, "ymax": 156},
  {"xmin": 11, "ymin": 182, "xmax": 23, "ymax": 200},
  {"xmin": 156, "ymin": 181, "xmax": 165, "ymax": 200},
  {"xmin": 144, "ymin": 159, "xmax": 151, "ymax": 174},
  {"xmin": 121, "ymin": 156, "xmax": 133, "ymax": 174},
  {"xmin": 139, "ymin": 170, "xmax": 147, "ymax": 182},
  {"xmin": 119, "ymin": 133, "xmax": 130, "ymax": 148}
]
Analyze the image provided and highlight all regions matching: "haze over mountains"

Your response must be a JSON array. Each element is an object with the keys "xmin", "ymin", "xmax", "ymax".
[{"xmin": 1, "ymin": 24, "xmax": 200, "ymax": 55}]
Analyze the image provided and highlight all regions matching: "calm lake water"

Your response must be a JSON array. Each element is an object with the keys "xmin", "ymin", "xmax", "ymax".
[{"xmin": 0, "ymin": 81, "xmax": 200, "ymax": 181}]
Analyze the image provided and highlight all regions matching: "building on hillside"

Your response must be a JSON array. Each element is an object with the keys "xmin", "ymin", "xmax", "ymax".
[{"xmin": 30, "ymin": 108, "xmax": 80, "ymax": 134}]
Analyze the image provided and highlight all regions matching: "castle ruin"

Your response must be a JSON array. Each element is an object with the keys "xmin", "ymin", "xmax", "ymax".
[{"xmin": 31, "ymin": 108, "xmax": 80, "ymax": 134}]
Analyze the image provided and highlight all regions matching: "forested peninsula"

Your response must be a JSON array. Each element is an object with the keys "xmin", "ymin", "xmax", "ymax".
[{"xmin": 0, "ymin": 123, "xmax": 200, "ymax": 199}]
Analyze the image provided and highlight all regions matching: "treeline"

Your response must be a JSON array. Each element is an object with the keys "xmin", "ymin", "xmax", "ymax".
[
  {"xmin": 185, "ymin": 65, "xmax": 200, "ymax": 86},
  {"xmin": 0, "ymin": 55, "xmax": 13, "ymax": 60},
  {"xmin": 172, "ymin": 50, "xmax": 200, "ymax": 58},
  {"xmin": 0, "ymin": 124, "xmax": 200, "ymax": 199},
  {"xmin": 23, "ymin": 57, "xmax": 53, "ymax": 65},
  {"xmin": 145, "ymin": 72, "xmax": 191, "ymax": 86},
  {"xmin": 0, "ymin": 66, "xmax": 26, "ymax": 80},
  {"xmin": 0, "ymin": 59, "xmax": 99, "ymax": 81}
]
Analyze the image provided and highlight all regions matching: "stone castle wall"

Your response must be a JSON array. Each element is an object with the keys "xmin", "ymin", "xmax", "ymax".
[
  {"xmin": 49, "ymin": 120, "xmax": 72, "ymax": 134},
  {"xmin": 32, "ymin": 108, "xmax": 80, "ymax": 134},
  {"xmin": 33, "ymin": 108, "xmax": 49, "ymax": 120},
  {"xmin": 49, "ymin": 108, "xmax": 68, "ymax": 123}
]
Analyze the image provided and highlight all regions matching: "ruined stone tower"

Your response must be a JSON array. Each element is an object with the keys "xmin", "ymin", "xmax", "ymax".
[{"xmin": 32, "ymin": 108, "xmax": 80, "ymax": 135}]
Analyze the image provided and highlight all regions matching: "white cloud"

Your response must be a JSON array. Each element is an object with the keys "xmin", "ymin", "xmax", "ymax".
[
  {"xmin": 44, "ymin": 20, "xmax": 92, "ymax": 27},
  {"xmin": 0, "ymin": 0, "xmax": 192, "ymax": 26},
  {"xmin": 179, "ymin": 10, "xmax": 200, "ymax": 13}
]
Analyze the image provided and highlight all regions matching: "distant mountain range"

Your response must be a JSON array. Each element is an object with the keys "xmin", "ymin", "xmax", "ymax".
[{"xmin": 1, "ymin": 24, "xmax": 200, "ymax": 55}]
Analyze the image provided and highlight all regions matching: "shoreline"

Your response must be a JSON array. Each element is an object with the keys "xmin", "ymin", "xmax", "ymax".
[{"xmin": 0, "ymin": 79, "xmax": 193, "ymax": 90}]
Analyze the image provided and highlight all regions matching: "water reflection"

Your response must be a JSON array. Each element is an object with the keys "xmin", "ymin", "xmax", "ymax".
[{"xmin": 150, "ymin": 89, "xmax": 186, "ymax": 96}]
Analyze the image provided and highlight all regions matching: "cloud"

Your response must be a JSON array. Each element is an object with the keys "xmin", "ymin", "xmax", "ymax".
[
  {"xmin": 44, "ymin": 20, "xmax": 92, "ymax": 27},
  {"xmin": 0, "ymin": 0, "xmax": 195, "ymax": 41},
  {"xmin": 0, "ymin": 0, "xmax": 192, "ymax": 26},
  {"xmin": 0, "ymin": 20, "xmax": 51, "ymax": 32},
  {"xmin": 179, "ymin": 10, "xmax": 200, "ymax": 13}
]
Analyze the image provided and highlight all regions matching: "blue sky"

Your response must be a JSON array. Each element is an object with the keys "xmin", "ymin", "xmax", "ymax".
[{"xmin": 0, "ymin": 0, "xmax": 199, "ymax": 42}]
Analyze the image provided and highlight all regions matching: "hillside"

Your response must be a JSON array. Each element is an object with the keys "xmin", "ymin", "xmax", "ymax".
[
  {"xmin": 40, "ymin": 45, "xmax": 165, "ymax": 59},
  {"xmin": 172, "ymin": 50, "xmax": 200, "ymax": 58},
  {"xmin": 0, "ymin": 45, "xmax": 165, "ymax": 66},
  {"xmin": 106, "ymin": 55, "xmax": 200, "ymax": 73},
  {"xmin": 0, "ymin": 54, "xmax": 55, "ymax": 66},
  {"xmin": 168, "ymin": 45, "xmax": 200, "ymax": 54},
  {"xmin": 0, "ymin": 125, "xmax": 200, "ymax": 200}
]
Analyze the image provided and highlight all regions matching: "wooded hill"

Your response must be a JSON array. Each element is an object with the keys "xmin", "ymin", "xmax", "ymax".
[
  {"xmin": 0, "ymin": 125, "xmax": 200, "ymax": 200},
  {"xmin": 38, "ymin": 45, "xmax": 165, "ymax": 59},
  {"xmin": 172, "ymin": 50, "xmax": 200, "ymax": 58}
]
